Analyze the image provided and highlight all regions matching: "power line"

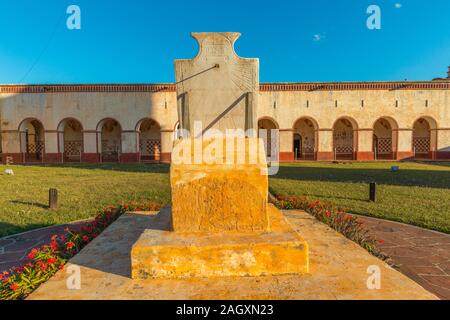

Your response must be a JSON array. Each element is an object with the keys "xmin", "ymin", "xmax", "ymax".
[{"xmin": 18, "ymin": 11, "xmax": 66, "ymax": 84}]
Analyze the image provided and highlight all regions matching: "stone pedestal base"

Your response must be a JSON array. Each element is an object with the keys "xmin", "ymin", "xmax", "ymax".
[{"xmin": 131, "ymin": 205, "xmax": 309, "ymax": 279}]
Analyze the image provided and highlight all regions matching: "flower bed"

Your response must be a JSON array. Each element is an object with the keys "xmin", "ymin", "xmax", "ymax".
[
  {"xmin": 0, "ymin": 201, "xmax": 161, "ymax": 300},
  {"xmin": 273, "ymin": 194, "xmax": 385, "ymax": 257}
]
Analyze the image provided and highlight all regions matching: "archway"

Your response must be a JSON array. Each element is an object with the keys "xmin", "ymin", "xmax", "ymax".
[
  {"xmin": 137, "ymin": 118, "xmax": 161, "ymax": 162},
  {"xmin": 293, "ymin": 117, "xmax": 318, "ymax": 160},
  {"xmin": 19, "ymin": 118, "xmax": 45, "ymax": 163},
  {"xmin": 333, "ymin": 117, "xmax": 358, "ymax": 160},
  {"xmin": 97, "ymin": 119, "xmax": 122, "ymax": 162},
  {"xmin": 413, "ymin": 117, "xmax": 437, "ymax": 159},
  {"xmin": 258, "ymin": 118, "xmax": 279, "ymax": 159},
  {"xmin": 373, "ymin": 117, "xmax": 398, "ymax": 160},
  {"xmin": 58, "ymin": 118, "xmax": 83, "ymax": 162}
]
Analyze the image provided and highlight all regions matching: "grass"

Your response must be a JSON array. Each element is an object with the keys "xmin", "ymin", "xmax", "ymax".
[
  {"xmin": 269, "ymin": 162, "xmax": 450, "ymax": 234},
  {"xmin": 0, "ymin": 161, "xmax": 449, "ymax": 238},
  {"xmin": 0, "ymin": 164, "xmax": 171, "ymax": 237}
]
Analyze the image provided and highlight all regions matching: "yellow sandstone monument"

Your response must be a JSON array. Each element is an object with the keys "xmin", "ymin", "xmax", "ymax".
[{"xmin": 131, "ymin": 32, "xmax": 308, "ymax": 279}]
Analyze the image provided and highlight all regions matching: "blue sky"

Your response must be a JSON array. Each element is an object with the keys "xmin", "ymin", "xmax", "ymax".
[{"xmin": 0, "ymin": 0, "xmax": 449, "ymax": 84}]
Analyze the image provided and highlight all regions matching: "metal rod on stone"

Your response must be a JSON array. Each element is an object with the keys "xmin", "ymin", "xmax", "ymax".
[
  {"xmin": 369, "ymin": 182, "xmax": 377, "ymax": 202},
  {"xmin": 49, "ymin": 188, "xmax": 58, "ymax": 209}
]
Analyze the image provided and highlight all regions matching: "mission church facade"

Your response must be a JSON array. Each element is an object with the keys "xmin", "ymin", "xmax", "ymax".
[{"xmin": 1, "ymin": 63, "xmax": 449, "ymax": 164}]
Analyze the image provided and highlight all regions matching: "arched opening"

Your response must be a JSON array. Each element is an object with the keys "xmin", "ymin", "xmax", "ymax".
[
  {"xmin": 373, "ymin": 117, "xmax": 398, "ymax": 160},
  {"xmin": 137, "ymin": 118, "xmax": 161, "ymax": 162},
  {"xmin": 293, "ymin": 117, "xmax": 318, "ymax": 160},
  {"xmin": 19, "ymin": 118, "xmax": 45, "ymax": 163},
  {"xmin": 258, "ymin": 118, "xmax": 279, "ymax": 160},
  {"xmin": 333, "ymin": 117, "xmax": 358, "ymax": 160},
  {"xmin": 58, "ymin": 118, "xmax": 83, "ymax": 162},
  {"xmin": 97, "ymin": 119, "xmax": 122, "ymax": 162},
  {"xmin": 413, "ymin": 117, "xmax": 437, "ymax": 159}
]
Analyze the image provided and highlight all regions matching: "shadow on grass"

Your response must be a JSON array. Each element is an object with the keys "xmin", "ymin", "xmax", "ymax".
[
  {"xmin": 28, "ymin": 163, "xmax": 170, "ymax": 174},
  {"xmin": 9, "ymin": 200, "xmax": 48, "ymax": 209},
  {"xmin": 273, "ymin": 165, "xmax": 450, "ymax": 189}
]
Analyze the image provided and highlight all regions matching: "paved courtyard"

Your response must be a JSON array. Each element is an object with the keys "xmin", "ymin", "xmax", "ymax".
[
  {"xmin": 1, "ymin": 210, "xmax": 448, "ymax": 299},
  {"xmin": 357, "ymin": 215, "xmax": 450, "ymax": 300},
  {"xmin": 26, "ymin": 209, "xmax": 436, "ymax": 300}
]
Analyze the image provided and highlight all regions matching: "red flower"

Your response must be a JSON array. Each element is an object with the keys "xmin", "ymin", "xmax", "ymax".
[
  {"xmin": 66, "ymin": 241, "xmax": 75, "ymax": 250},
  {"xmin": 27, "ymin": 248, "xmax": 38, "ymax": 260},
  {"xmin": 50, "ymin": 241, "xmax": 58, "ymax": 251},
  {"xmin": 47, "ymin": 258, "xmax": 56, "ymax": 265},
  {"xmin": 36, "ymin": 261, "xmax": 48, "ymax": 271},
  {"xmin": 60, "ymin": 235, "xmax": 66, "ymax": 241},
  {"xmin": 82, "ymin": 235, "xmax": 89, "ymax": 242},
  {"xmin": 10, "ymin": 283, "xmax": 19, "ymax": 291},
  {"xmin": 0, "ymin": 274, "xmax": 3, "ymax": 280},
  {"xmin": 59, "ymin": 264, "xmax": 65, "ymax": 270},
  {"xmin": 378, "ymin": 239, "xmax": 385, "ymax": 245}
]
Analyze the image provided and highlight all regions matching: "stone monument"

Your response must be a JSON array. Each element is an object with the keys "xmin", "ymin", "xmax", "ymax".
[{"xmin": 131, "ymin": 32, "xmax": 309, "ymax": 279}]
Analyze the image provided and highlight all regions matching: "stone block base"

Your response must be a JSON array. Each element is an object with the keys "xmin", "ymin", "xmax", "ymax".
[{"xmin": 131, "ymin": 205, "xmax": 309, "ymax": 280}]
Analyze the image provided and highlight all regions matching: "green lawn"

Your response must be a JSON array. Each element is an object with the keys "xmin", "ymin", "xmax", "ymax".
[
  {"xmin": 269, "ymin": 162, "xmax": 450, "ymax": 234},
  {"xmin": 0, "ymin": 161, "xmax": 449, "ymax": 238},
  {"xmin": 0, "ymin": 164, "xmax": 171, "ymax": 237}
]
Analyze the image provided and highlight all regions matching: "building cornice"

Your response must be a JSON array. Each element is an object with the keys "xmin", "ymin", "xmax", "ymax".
[
  {"xmin": 259, "ymin": 81, "xmax": 450, "ymax": 91},
  {"xmin": 0, "ymin": 81, "xmax": 449, "ymax": 93},
  {"xmin": 0, "ymin": 84, "xmax": 176, "ymax": 93}
]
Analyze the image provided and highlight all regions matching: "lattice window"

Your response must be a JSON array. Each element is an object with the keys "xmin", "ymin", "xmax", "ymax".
[
  {"xmin": 335, "ymin": 145, "xmax": 353, "ymax": 154},
  {"xmin": 139, "ymin": 139, "xmax": 161, "ymax": 157},
  {"xmin": 414, "ymin": 137, "xmax": 430, "ymax": 154},
  {"xmin": 27, "ymin": 141, "xmax": 44, "ymax": 154},
  {"xmin": 376, "ymin": 138, "xmax": 392, "ymax": 154},
  {"xmin": 64, "ymin": 140, "xmax": 82, "ymax": 158},
  {"xmin": 333, "ymin": 130, "xmax": 353, "ymax": 155}
]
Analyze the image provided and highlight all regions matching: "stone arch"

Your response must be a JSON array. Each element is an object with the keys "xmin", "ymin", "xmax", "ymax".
[
  {"xmin": 96, "ymin": 118, "xmax": 122, "ymax": 162},
  {"xmin": 372, "ymin": 117, "xmax": 399, "ymax": 160},
  {"xmin": 57, "ymin": 118, "xmax": 84, "ymax": 162},
  {"xmin": 333, "ymin": 116, "xmax": 358, "ymax": 160},
  {"xmin": 293, "ymin": 117, "xmax": 319, "ymax": 160},
  {"xmin": 258, "ymin": 117, "xmax": 279, "ymax": 159},
  {"xmin": 18, "ymin": 118, "xmax": 45, "ymax": 163},
  {"xmin": 413, "ymin": 116, "xmax": 438, "ymax": 159},
  {"xmin": 136, "ymin": 118, "xmax": 161, "ymax": 162}
]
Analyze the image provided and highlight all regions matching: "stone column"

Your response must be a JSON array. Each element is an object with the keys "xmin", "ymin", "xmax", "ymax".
[
  {"xmin": 82, "ymin": 131, "xmax": 99, "ymax": 163},
  {"xmin": 121, "ymin": 130, "xmax": 140, "ymax": 163},
  {"xmin": 356, "ymin": 129, "xmax": 375, "ymax": 161},
  {"xmin": 1, "ymin": 130, "xmax": 22, "ymax": 163},
  {"xmin": 395, "ymin": 129, "xmax": 414, "ymax": 160},
  {"xmin": 160, "ymin": 129, "xmax": 174, "ymax": 163},
  {"xmin": 44, "ymin": 131, "xmax": 62, "ymax": 163},
  {"xmin": 316, "ymin": 129, "xmax": 334, "ymax": 161},
  {"xmin": 279, "ymin": 129, "xmax": 294, "ymax": 162}
]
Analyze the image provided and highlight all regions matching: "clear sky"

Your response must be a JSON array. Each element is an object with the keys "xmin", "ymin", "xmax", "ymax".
[{"xmin": 0, "ymin": 0, "xmax": 449, "ymax": 84}]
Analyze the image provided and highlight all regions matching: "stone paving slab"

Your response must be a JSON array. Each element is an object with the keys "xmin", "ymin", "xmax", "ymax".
[
  {"xmin": 357, "ymin": 215, "xmax": 450, "ymax": 300},
  {"xmin": 27, "ymin": 210, "xmax": 437, "ymax": 300}
]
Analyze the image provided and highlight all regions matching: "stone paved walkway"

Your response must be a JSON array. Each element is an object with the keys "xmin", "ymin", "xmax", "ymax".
[
  {"xmin": 357, "ymin": 216, "xmax": 450, "ymax": 300},
  {"xmin": 1, "ymin": 213, "xmax": 448, "ymax": 299},
  {"xmin": 0, "ymin": 221, "xmax": 86, "ymax": 273}
]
